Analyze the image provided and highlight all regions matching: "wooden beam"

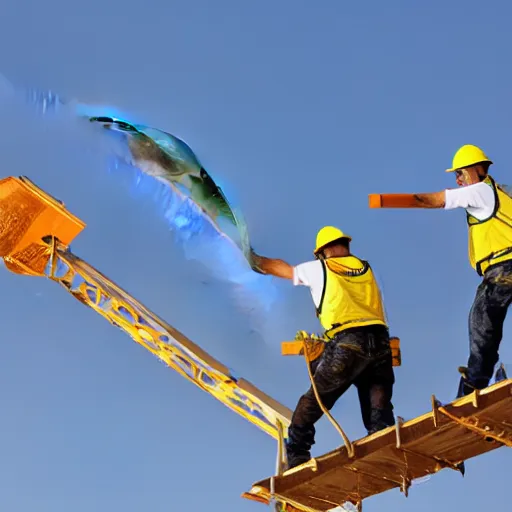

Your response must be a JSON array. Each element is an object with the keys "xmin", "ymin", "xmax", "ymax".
[{"xmin": 368, "ymin": 193, "xmax": 420, "ymax": 209}]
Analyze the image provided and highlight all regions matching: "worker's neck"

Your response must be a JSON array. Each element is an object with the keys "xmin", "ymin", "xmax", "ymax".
[{"xmin": 324, "ymin": 249, "xmax": 350, "ymax": 259}]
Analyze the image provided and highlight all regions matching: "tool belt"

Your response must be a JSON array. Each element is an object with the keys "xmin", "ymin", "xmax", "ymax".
[{"xmin": 281, "ymin": 330, "xmax": 401, "ymax": 367}]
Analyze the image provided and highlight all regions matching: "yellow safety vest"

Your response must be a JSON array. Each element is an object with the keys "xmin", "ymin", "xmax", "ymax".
[
  {"xmin": 467, "ymin": 175, "xmax": 512, "ymax": 276},
  {"xmin": 316, "ymin": 256, "xmax": 387, "ymax": 336}
]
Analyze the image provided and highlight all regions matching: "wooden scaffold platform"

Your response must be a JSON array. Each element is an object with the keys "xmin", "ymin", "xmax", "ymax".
[{"xmin": 243, "ymin": 378, "xmax": 512, "ymax": 511}]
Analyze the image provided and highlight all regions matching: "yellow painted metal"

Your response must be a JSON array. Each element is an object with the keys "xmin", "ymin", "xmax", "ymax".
[{"xmin": 0, "ymin": 176, "xmax": 292, "ymax": 439}]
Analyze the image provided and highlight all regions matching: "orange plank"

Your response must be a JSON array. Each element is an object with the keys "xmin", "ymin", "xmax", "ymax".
[
  {"xmin": 368, "ymin": 193, "xmax": 419, "ymax": 208},
  {"xmin": 282, "ymin": 338, "xmax": 401, "ymax": 367},
  {"xmin": 281, "ymin": 341, "xmax": 304, "ymax": 356}
]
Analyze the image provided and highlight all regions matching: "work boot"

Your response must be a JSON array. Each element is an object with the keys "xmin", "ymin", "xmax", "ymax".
[
  {"xmin": 285, "ymin": 424, "xmax": 315, "ymax": 470},
  {"xmin": 285, "ymin": 438, "xmax": 311, "ymax": 469},
  {"xmin": 367, "ymin": 408, "xmax": 395, "ymax": 435},
  {"xmin": 286, "ymin": 449, "xmax": 311, "ymax": 470},
  {"xmin": 495, "ymin": 363, "xmax": 508, "ymax": 382},
  {"xmin": 456, "ymin": 367, "xmax": 475, "ymax": 398}
]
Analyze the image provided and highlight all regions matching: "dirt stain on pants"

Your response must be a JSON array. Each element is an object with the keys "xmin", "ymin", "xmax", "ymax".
[{"xmin": 286, "ymin": 324, "xmax": 396, "ymax": 464}]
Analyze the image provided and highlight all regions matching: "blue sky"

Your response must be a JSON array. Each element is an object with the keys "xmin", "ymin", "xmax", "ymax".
[{"xmin": 0, "ymin": 1, "xmax": 510, "ymax": 511}]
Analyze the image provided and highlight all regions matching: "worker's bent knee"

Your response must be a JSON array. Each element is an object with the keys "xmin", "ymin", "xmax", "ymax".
[
  {"xmin": 291, "ymin": 390, "xmax": 324, "ymax": 426},
  {"xmin": 369, "ymin": 383, "xmax": 393, "ymax": 409}
]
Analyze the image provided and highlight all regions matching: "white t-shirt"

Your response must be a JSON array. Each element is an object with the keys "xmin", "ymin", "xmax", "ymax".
[
  {"xmin": 293, "ymin": 259, "xmax": 325, "ymax": 308},
  {"xmin": 444, "ymin": 182, "xmax": 496, "ymax": 220}
]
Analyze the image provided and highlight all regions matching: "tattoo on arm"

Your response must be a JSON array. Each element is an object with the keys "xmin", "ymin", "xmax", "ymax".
[{"xmin": 412, "ymin": 192, "xmax": 445, "ymax": 208}]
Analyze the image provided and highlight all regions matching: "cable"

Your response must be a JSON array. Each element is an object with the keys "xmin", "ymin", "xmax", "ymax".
[{"xmin": 303, "ymin": 341, "xmax": 355, "ymax": 458}]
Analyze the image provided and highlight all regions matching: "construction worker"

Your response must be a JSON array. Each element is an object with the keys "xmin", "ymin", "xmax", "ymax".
[
  {"xmin": 374, "ymin": 144, "xmax": 511, "ymax": 398},
  {"xmin": 250, "ymin": 227, "xmax": 396, "ymax": 469}
]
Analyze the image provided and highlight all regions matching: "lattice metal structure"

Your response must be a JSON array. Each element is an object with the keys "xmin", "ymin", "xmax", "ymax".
[{"xmin": 0, "ymin": 175, "xmax": 291, "ymax": 441}]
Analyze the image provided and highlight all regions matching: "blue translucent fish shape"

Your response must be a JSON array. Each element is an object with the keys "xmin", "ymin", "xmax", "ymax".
[{"xmin": 19, "ymin": 82, "xmax": 279, "ymax": 324}]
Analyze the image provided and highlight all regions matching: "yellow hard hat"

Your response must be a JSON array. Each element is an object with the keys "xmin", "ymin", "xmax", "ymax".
[
  {"xmin": 446, "ymin": 144, "xmax": 493, "ymax": 173},
  {"xmin": 314, "ymin": 226, "xmax": 351, "ymax": 254}
]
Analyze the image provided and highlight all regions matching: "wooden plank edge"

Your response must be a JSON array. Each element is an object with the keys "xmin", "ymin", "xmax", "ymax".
[
  {"xmin": 368, "ymin": 193, "xmax": 382, "ymax": 208},
  {"xmin": 241, "ymin": 491, "xmax": 270, "ymax": 505}
]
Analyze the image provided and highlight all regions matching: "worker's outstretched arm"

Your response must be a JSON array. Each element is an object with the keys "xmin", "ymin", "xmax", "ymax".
[
  {"xmin": 249, "ymin": 249, "xmax": 294, "ymax": 280},
  {"xmin": 411, "ymin": 191, "xmax": 446, "ymax": 208},
  {"xmin": 369, "ymin": 190, "xmax": 446, "ymax": 209}
]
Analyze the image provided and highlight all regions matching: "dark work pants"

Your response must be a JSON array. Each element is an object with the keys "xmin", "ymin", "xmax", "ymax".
[
  {"xmin": 286, "ymin": 325, "xmax": 395, "ymax": 463},
  {"xmin": 457, "ymin": 261, "xmax": 512, "ymax": 397}
]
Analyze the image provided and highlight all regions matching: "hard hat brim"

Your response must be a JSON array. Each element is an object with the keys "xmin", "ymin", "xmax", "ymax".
[{"xmin": 446, "ymin": 159, "xmax": 493, "ymax": 173}]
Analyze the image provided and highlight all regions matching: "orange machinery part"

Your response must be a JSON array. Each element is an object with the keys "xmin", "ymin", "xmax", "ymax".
[
  {"xmin": 0, "ymin": 176, "xmax": 85, "ymax": 260},
  {"xmin": 0, "ymin": 175, "xmax": 85, "ymax": 276}
]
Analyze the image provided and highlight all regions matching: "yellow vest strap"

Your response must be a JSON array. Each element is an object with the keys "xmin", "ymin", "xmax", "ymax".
[{"xmin": 476, "ymin": 247, "xmax": 512, "ymax": 276}]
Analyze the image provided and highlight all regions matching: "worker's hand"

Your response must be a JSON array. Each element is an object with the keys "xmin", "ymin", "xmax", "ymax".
[
  {"xmin": 248, "ymin": 247, "xmax": 267, "ymax": 275},
  {"xmin": 248, "ymin": 251, "xmax": 294, "ymax": 280}
]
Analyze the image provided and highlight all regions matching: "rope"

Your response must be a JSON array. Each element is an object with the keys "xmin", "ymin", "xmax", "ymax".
[
  {"xmin": 437, "ymin": 405, "xmax": 512, "ymax": 447},
  {"xmin": 273, "ymin": 421, "xmax": 286, "ymax": 512},
  {"xmin": 269, "ymin": 340, "xmax": 356, "ymax": 512},
  {"xmin": 303, "ymin": 341, "xmax": 355, "ymax": 458},
  {"xmin": 275, "ymin": 420, "xmax": 285, "ymax": 475}
]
